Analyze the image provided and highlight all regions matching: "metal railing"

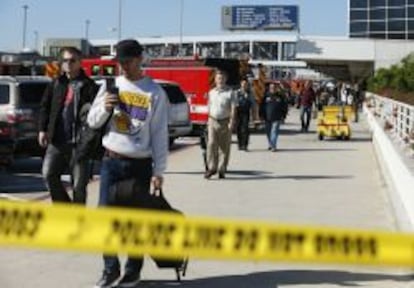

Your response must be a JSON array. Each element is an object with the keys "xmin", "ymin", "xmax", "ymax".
[{"xmin": 366, "ymin": 92, "xmax": 414, "ymax": 149}]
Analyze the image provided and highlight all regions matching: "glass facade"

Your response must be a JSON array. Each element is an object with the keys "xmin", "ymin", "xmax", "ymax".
[
  {"xmin": 143, "ymin": 44, "xmax": 165, "ymax": 58},
  {"xmin": 117, "ymin": 39, "xmax": 296, "ymax": 63},
  {"xmin": 281, "ymin": 42, "xmax": 296, "ymax": 61},
  {"xmin": 252, "ymin": 42, "xmax": 278, "ymax": 60},
  {"xmin": 196, "ymin": 42, "xmax": 221, "ymax": 58},
  {"xmin": 224, "ymin": 41, "xmax": 249, "ymax": 58},
  {"xmin": 349, "ymin": 0, "xmax": 414, "ymax": 39}
]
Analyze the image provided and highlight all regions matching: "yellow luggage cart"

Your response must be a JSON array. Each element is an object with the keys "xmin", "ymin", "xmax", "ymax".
[{"xmin": 317, "ymin": 105, "xmax": 354, "ymax": 140}]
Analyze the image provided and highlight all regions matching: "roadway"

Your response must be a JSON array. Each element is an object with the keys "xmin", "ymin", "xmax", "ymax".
[{"xmin": 0, "ymin": 109, "xmax": 412, "ymax": 287}]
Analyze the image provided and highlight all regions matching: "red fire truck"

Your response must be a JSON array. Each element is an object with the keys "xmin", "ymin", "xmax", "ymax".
[{"xmin": 80, "ymin": 57, "xmax": 241, "ymax": 132}]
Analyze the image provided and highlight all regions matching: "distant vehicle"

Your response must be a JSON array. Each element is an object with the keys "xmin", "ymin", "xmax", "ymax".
[
  {"xmin": 0, "ymin": 76, "xmax": 51, "ymax": 157},
  {"xmin": 156, "ymin": 80, "xmax": 192, "ymax": 146},
  {"xmin": 0, "ymin": 121, "xmax": 15, "ymax": 166},
  {"xmin": 144, "ymin": 58, "xmax": 241, "ymax": 133}
]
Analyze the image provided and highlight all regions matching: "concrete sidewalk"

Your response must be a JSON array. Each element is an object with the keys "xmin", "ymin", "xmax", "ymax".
[{"xmin": 0, "ymin": 109, "xmax": 412, "ymax": 288}]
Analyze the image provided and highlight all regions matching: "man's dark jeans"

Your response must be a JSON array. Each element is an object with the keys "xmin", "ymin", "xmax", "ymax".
[
  {"xmin": 99, "ymin": 156, "xmax": 152, "ymax": 276},
  {"xmin": 236, "ymin": 113, "xmax": 250, "ymax": 149},
  {"xmin": 300, "ymin": 106, "xmax": 312, "ymax": 131},
  {"xmin": 42, "ymin": 143, "xmax": 90, "ymax": 204}
]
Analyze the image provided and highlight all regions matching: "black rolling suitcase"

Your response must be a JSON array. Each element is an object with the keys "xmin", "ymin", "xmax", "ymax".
[
  {"xmin": 148, "ymin": 188, "xmax": 188, "ymax": 281},
  {"xmin": 108, "ymin": 180, "xmax": 188, "ymax": 282}
]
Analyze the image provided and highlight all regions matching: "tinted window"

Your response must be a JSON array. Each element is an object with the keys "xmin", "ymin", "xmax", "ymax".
[
  {"xmin": 350, "ymin": 0, "xmax": 368, "ymax": 8},
  {"xmin": 350, "ymin": 21, "xmax": 368, "ymax": 33},
  {"xmin": 19, "ymin": 83, "xmax": 48, "ymax": 105},
  {"xmin": 0, "ymin": 84, "xmax": 10, "ymax": 104},
  {"xmin": 388, "ymin": 33, "xmax": 406, "ymax": 39},
  {"xmin": 350, "ymin": 10, "xmax": 368, "ymax": 21},
  {"xmin": 408, "ymin": 20, "xmax": 414, "ymax": 30},
  {"xmin": 281, "ymin": 42, "xmax": 296, "ymax": 61},
  {"xmin": 388, "ymin": 8, "xmax": 406, "ymax": 19},
  {"xmin": 161, "ymin": 84, "xmax": 187, "ymax": 104},
  {"xmin": 388, "ymin": 20, "xmax": 406, "ymax": 31},
  {"xmin": 370, "ymin": 9, "xmax": 386, "ymax": 20},
  {"xmin": 253, "ymin": 42, "xmax": 278, "ymax": 60},
  {"xmin": 388, "ymin": 0, "xmax": 406, "ymax": 6},
  {"xmin": 370, "ymin": 21, "xmax": 386, "ymax": 31},
  {"xmin": 196, "ymin": 42, "xmax": 221, "ymax": 58},
  {"xmin": 408, "ymin": 7, "xmax": 414, "ymax": 18},
  {"xmin": 370, "ymin": 0, "xmax": 386, "ymax": 6},
  {"xmin": 369, "ymin": 32, "xmax": 386, "ymax": 38},
  {"xmin": 224, "ymin": 42, "xmax": 250, "ymax": 58}
]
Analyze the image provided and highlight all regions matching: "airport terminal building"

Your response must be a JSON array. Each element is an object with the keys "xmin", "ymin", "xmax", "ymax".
[{"xmin": 349, "ymin": 0, "xmax": 414, "ymax": 39}]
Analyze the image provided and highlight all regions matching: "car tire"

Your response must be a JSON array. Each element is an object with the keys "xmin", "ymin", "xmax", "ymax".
[{"xmin": 169, "ymin": 137, "xmax": 176, "ymax": 147}]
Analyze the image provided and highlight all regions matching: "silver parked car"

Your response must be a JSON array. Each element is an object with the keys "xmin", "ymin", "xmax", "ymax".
[
  {"xmin": 0, "ymin": 76, "xmax": 51, "ymax": 159},
  {"xmin": 156, "ymin": 80, "xmax": 192, "ymax": 146}
]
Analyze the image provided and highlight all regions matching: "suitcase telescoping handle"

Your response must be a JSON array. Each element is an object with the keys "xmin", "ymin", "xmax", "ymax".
[{"xmin": 151, "ymin": 188, "xmax": 164, "ymax": 197}]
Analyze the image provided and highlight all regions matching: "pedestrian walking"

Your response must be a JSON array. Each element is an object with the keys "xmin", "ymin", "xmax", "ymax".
[
  {"xmin": 38, "ymin": 46, "xmax": 99, "ymax": 204},
  {"xmin": 298, "ymin": 80, "xmax": 316, "ymax": 132},
  {"xmin": 87, "ymin": 39, "xmax": 168, "ymax": 288},
  {"xmin": 262, "ymin": 82, "xmax": 288, "ymax": 152},
  {"xmin": 204, "ymin": 69, "xmax": 236, "ymax": 179},
  {"xmin": 235, "ymin": 78, "xmax": 255, "ymax": 151}
]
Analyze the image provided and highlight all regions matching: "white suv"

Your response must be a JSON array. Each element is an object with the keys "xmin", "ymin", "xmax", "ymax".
[
  {"xmin": 156, "ymin": 80, "xmax": 192, "ymax": 146},
  {"xmin": 0, "ymin": 76, "xmax": 51, "ymax": 159}
]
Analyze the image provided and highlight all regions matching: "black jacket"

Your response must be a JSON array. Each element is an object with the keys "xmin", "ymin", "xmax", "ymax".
[
  {"xmin": 262, "ymin": 92, "xmax": 288, "ymax": 122},
  {"xmin": 38, "ymin": 70, "xmax": 99, "ymax": 144}
]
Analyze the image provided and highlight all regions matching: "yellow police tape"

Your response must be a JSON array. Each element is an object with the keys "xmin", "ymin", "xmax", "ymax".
[{"xmin": 0, "ymin": 199, "xmax": 414, "ymax": 267}]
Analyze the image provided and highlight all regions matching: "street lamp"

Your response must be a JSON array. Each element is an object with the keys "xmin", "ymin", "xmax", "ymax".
[
  {"xmin": 117, "ymin": 0, "xmax": 122, "ymax": 40},
  {"xmin": 33, "ymin": 30, "xmax": 39, "ymax": 51},
  {"xmin": 22, "ymin": 4, "xmax": 29, "ymax": 49},
  {"xmin": 85, "ymin": 19, "xmax": 90, "ymax": 40},
  {"xmin": 179, "ymin": 0, "xmax": 184, "ymax": 56}
]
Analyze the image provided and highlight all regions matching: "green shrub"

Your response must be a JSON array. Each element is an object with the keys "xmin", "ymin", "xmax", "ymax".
[{"xmin": 368, "ymin": 53, "xmax": 414, "ymax": 105}]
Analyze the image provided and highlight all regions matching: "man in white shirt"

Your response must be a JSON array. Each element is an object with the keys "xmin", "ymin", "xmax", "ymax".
[
  {"xmin": 88, "ymin": 39, "xmax": 168, "ymax": 288},
  {"xmin": 205, "ymin": 69, "xmax": 236, "ymax": 179}
]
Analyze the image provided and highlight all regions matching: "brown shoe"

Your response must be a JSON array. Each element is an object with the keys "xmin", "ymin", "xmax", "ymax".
[{"xmin": 204, "ymin": 170, "xmax": 217, "ymax": 179}]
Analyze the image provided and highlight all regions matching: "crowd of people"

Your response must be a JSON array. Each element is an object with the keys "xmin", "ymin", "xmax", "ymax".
[{"xmin": 37, "ymin": 41, "xmax": 363, "ymax": 286}]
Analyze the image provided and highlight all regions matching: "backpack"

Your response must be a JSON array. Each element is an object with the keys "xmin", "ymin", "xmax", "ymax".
[
  {"xmin": 74, "ymin": 103, "xmax": 111, "ymax": 162},
  {"xmin": 74, "ymin": 77, "xmax": 116, "ymax": 162}
]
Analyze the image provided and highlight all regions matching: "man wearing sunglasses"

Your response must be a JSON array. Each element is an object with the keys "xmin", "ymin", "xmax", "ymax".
[
  {"xmin": 38, "ymin": 46, "xmax": 99, "ymax": 204},
  {"xmin": 88, "ymin": 39, "xmax": 168, "ymax": 288}
]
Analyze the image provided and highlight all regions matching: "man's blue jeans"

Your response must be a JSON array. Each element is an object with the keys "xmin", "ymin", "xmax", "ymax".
[
  {"xmin": 42, "ymin": 143, "xmax": 90, "ymax": 204},
  {"xmin": 300, "ymin": 106, "xmax": 312, "ymax": 131},
  {"xmin": 99, "ymin": 156, "xmax": 152, "ymax": 276},
  {"xmin": 265, "ymin": 120, "xmax": 281, "ymax": 149}
]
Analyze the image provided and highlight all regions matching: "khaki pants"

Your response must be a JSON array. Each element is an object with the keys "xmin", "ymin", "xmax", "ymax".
[{"xmin": 207, "ymin": 117, "xmax": 231, "ymax": 173}]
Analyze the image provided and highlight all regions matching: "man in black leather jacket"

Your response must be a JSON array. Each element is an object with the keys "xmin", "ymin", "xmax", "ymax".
[
  {"xmin": 38, "ymin": 46, "xmax": 99, "ymax": 204},
  {"xmin": 261, "ymin": 82, "xmax": 288, "ymax": 152}
]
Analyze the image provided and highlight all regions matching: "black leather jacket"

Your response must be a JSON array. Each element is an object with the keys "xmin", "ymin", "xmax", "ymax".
[{"xmin": 38, "ymin": 70, "xmax": 99, "ymax": 144}]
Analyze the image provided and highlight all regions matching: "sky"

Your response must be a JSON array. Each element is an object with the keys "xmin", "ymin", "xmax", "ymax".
[{"xmin": 0, "ymin": 0, "xmax": 348, "ymax": 51}]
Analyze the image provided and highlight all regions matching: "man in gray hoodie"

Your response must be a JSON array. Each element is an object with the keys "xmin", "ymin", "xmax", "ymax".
[{"xmin": 87, "ymin": 39, "xmax": 168, "ymax": 288}]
